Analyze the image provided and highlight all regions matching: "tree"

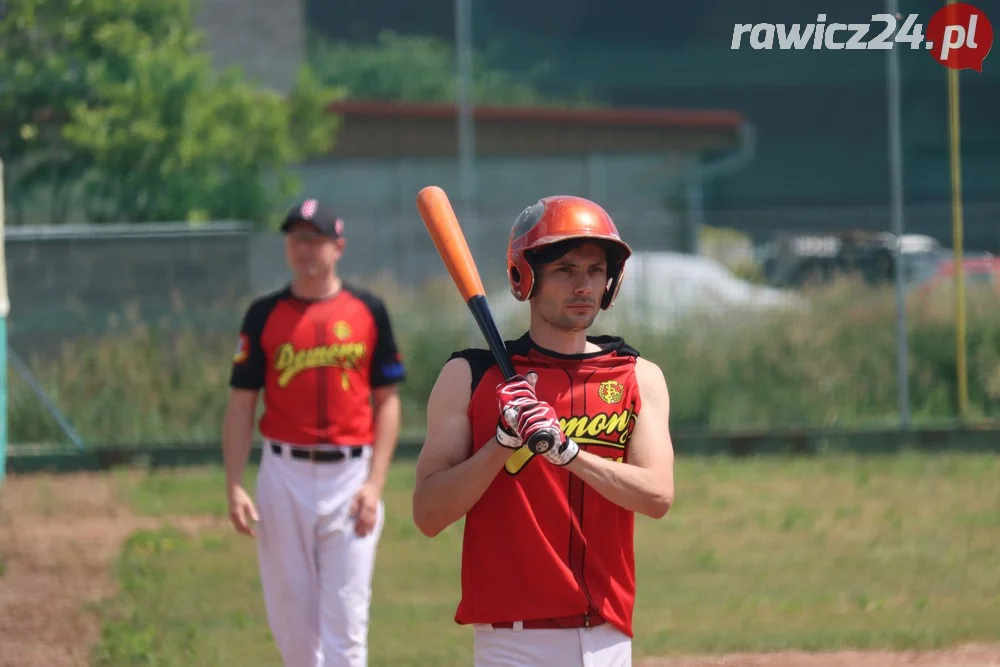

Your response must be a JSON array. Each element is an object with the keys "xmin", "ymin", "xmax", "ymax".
[
  {"xmin": 0, "ymin": 0, "xmax": 344, "ymax": 225},
  {"xmin": 307, "ymin": 30, "xmax": 600, "ymax": 107}
]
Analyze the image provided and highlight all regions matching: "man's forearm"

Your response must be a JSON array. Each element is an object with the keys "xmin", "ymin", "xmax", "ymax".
[
  {"xmin": 565, "ymin": 449, "xmax": 673, "ymax": 518},
  {"xmin": 367, "ymin": 393, "xmax": 402, "ymax": 490},
  {"xmin": 413, "ymin": 440, "xmax": 511, "ymax": 537},
  {"xmin": 223, "ymin": 412, "xmax": 255, "ymax": 490}
]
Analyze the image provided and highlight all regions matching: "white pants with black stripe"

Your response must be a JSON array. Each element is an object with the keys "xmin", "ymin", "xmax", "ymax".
[{"xmin": 255, "ymin": 441, "xmax": 384, "ymax": 667}]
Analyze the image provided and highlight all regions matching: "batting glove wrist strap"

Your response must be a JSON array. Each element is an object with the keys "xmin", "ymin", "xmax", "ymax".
[
  {"xmin": 495, "ymin": 420, "xmax": 523, "ymax": 450},
  {"xmin": 543, "ymin": 437, "xmax": 580, "ymax": 466}
]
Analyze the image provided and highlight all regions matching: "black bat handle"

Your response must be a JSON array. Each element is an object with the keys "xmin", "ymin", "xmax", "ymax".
[
  {"xmin": 525, "ymin": 429, "xmax": 558, "ymax": 455},
  {"xmin": 467, "ymin": 294, "xmax": 560, "ymax": 456},
  {"xmin": 467, "ymin": 294, "xmax": 517, "ymax": 380}
]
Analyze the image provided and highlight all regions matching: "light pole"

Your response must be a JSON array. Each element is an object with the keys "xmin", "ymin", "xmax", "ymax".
[
  {"xmin": 945, "ymin": 2, "xmax": 968, "ymax": 421},
  {"xmin": 455, "ymin": 0, "xmax": 476, "ymax": 248},
  {"xmin": 886, "ymin": 0, "xmax": 911, "ymax": 428},
  {"xmin": 455, "ymin": 0, "xmax": 479, "ymax": 342}
]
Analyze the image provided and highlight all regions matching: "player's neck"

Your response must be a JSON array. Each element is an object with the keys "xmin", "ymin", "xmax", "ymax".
[
  {"xmin": 291, "ymin": 273, "xmax": 342, "ymax": 301},
  {"xmin": 527, "ymin": 321, "xmax": 592, "ymax": 356}
]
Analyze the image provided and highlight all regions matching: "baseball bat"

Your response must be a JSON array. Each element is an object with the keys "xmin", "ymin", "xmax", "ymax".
[{"xmin": 415, "ymin": 185, "xmax": 557, "ymax": 455}]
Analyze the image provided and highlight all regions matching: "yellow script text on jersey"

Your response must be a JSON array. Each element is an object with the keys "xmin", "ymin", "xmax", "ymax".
[
  {"xmin": 274, "ymin": 342, "xmax": 367, "ymax": 387},
  {"xmin": 504, "ymin": 407, "xmax": 635, "ymax": 475},
  {"xmin": 561, "ymin": 409, "xmax": 635, "ymax": 447}
]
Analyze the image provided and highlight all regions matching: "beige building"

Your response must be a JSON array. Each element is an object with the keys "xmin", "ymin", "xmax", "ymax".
[{"xmin": 290, "ymin": 100, "xmax": 752, "ymax": 276}]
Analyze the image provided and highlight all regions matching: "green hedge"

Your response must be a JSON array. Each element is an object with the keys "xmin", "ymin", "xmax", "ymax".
[{"xmin": 10, "ymin": 278, "xmax": 1000, "ymax": 446}]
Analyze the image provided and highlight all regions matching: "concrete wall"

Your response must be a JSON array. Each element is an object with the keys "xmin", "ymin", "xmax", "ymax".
[
  {"xmin": 286, "ymin": 152, "xmax": 690, "ymax": 285},
  {"xmin": 194, "ymin": 0, "xmax": 305, "ymax": 92},
  {"xmin": 291, "ymin": 152, "xmax": 689, "ymax": 219}
]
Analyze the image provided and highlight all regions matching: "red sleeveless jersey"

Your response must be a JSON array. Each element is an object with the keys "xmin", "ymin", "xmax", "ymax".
[{"xmin": 449, "ymin": 333, "xmax": 643, "ymax": 638}]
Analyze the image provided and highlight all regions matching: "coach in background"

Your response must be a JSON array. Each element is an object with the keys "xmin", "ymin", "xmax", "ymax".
[{"xmin": 222, "ymin": 199, "xmax": 407, "ymax": 667}]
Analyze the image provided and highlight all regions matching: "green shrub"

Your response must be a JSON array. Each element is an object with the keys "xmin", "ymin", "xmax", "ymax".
[{"xmin": 9, "ymin": 278, "xmax": 1000, "ymax": 446}]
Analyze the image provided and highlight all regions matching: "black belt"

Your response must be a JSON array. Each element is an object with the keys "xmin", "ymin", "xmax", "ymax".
[{"xmin": 270, "ymin": 442, "xmax": 365, "ymax": 463}]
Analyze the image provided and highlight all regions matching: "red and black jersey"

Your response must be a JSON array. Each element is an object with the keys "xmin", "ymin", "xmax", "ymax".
[
  {"xmin": 450, "ymin": 333, "xmax": 643, "ymax": 638},
  {"xmin": 229, "ymin": 283, "xmax": 406, "ymax": 446}
]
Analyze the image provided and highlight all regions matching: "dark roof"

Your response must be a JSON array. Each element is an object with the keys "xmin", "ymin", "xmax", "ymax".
[{"xmin": 327, "ymin": 100, "xmax": 744, "ymax": 129}]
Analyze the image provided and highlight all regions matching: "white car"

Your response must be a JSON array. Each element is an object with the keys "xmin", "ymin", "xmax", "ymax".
[
  {"xmin": 603, "ymin": 251, "xmax": 802, "ymax": 330},
  {"xmin": 489, "ymin": 251, "xmax": 801, "ymax": 333}
]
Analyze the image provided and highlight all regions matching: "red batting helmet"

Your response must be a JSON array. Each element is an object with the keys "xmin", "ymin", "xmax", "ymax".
[{"xmin": 506, "ymin": 195, "xmax": 632, "ymax": 310}]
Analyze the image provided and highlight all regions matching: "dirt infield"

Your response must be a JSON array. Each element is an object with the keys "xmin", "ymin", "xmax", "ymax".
[
  {"xmin": 1, "ymin": 470, "xmax": 998, "ymax": 667},
  {"xmin": 0, "ymin": 471, "xmax": 219, "ymax": 667}
]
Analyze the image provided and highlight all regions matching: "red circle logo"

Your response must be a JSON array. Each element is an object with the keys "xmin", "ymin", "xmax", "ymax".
[{"xmin": 926, "ymin": 3, "xmax": 993, "ymax": 71}]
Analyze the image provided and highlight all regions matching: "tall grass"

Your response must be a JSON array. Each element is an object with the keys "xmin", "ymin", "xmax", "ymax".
[
  {"xmin": 631, "ymin": 279, "xmax": 1000, "ymax": 429},
  {"xmin": 9, "ymin": 277, "xmax": 1000, "ymax": 446}
]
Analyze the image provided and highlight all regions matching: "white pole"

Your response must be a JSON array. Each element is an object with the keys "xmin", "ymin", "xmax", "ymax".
[
  {"xmin": 0, "ymin": 158, "xmax": 7, "ymax": 483},
  {"xmin": 455, "ymin": 0, "xmax": 481, "ymax": 341},
  {"xmin": 456, "ymin": 0, "xmax": 476, "ymax": 245},
  {"xmin": 886, "ymin": 0, "xmax": 911, "ymax": 428}
]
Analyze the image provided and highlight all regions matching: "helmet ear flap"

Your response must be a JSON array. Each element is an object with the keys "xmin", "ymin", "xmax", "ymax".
[
  {"xmin": 508, "ymin": 257, "xmax": 536, "ymax": 302},
  {"xmin": 600, "ymin": 264, "xmax": 626, "ymax": 310}
]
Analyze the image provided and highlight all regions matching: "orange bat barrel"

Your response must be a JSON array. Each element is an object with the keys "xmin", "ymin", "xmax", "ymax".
[
  {"xmin": 415, "ymin": 185, "xmax": 557, "ymax": 454},
  {"xmin": 416, "ymin": 186, "xmax": 486, "ymax": 302},
  {"xmin": 415, "ymin": 185, "xmax": 522, "ymax": 384}
]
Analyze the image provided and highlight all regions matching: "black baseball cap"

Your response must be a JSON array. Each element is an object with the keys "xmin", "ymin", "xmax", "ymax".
[{"xmin": 280, "ymin": 198, "xmax": 344, "ymax": 239}]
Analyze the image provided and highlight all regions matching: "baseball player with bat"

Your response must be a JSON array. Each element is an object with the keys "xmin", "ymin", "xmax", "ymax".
[{"xmin": 412, "ymin": 190, "xmax": 675, "ymax": 666}]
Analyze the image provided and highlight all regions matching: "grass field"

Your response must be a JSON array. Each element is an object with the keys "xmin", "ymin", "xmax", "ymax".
[{"xmin": 64, "ymin": 452, "xmax": 1000, "ymax": 666}]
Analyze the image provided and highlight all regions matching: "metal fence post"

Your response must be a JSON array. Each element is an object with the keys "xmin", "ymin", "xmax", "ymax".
[{"xmin": 0, "ymin": 158, "xmax": 7, "ymax": 483}]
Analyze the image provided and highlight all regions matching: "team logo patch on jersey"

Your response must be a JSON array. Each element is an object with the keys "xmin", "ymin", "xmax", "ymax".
[
  {"xmin": 598, "ymin": 380, "xmax": 624, "ymax": 405},
  {"xmin": 233, "ymin": 333, "xmax": 249, "ymax": 364},
  {"xmin": 332, "ymin": 320, "xmax": 352, "ymax": 340}
]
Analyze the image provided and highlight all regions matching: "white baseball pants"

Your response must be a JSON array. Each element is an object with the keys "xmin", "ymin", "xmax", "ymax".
[
  {"xmin": 255, "ymin": 441, "xmax": 384, "ymax": 667},
  {"xmin": 473, "ymin": 623, "xmax": 632, "ymax": 667}
]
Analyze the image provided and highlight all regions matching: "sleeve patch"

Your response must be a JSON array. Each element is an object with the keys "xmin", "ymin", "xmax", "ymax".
[
  {"xmin": 380, "ymin": 359, "xmax": 406, "ymax": 380},
  {"xmin": 233, "ymin": 333, "xmax": 250, "ymax": 364}
]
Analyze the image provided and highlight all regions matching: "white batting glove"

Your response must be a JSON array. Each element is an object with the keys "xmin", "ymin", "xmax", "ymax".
[
  {"xmin": 495, "ymin": 418, "xmax": 524, "ymax": 450},
  {"xmin": 542, "ymin": 436, "xmax": 580, "ymax": 466},
  {"xmin": 514, "ymin": 400, "xmax": 579, "ymax": 466}
]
